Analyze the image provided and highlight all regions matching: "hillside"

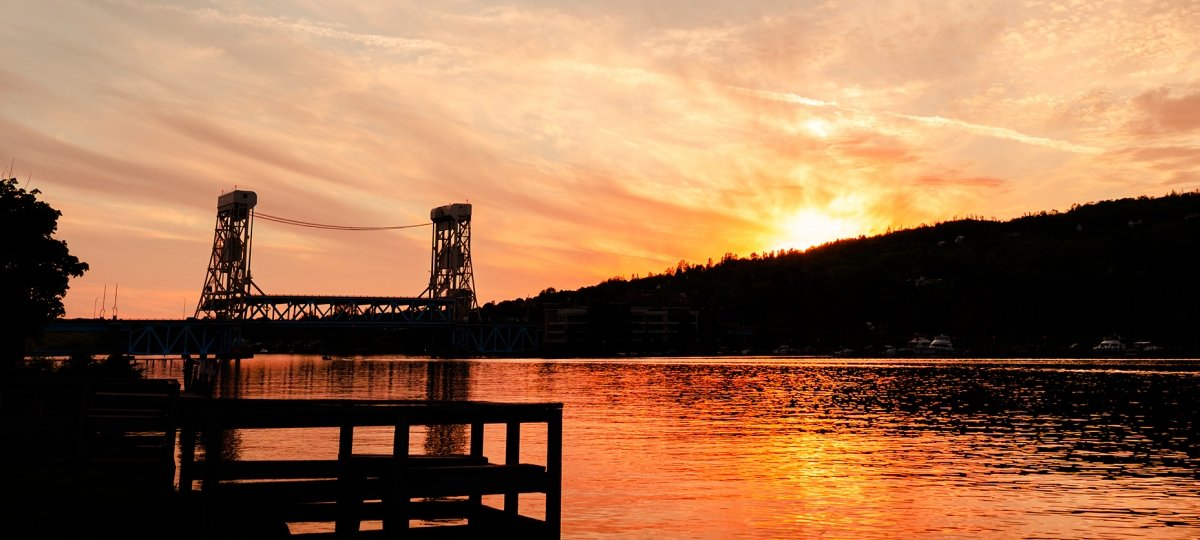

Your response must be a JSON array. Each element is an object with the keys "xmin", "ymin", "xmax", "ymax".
[{"xmin": 480, "ymin": 192, "xmax": 1200, "ymax": 357}]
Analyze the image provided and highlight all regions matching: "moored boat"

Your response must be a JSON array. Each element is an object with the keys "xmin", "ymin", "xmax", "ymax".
[
  {"xmin": 928, "ymin": 335, "xmax": 954, "ymax": 354},
  {"xmin": 899, "ymin": 334, "xmax": 955, "ymax": 356},
  {"xmin": 1092, "ymin": 336, "xmax": 1130, "ymax": 356}
]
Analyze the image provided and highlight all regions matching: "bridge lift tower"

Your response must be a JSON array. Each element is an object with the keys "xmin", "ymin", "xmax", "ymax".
[
  {"xmin": 424, "ymin": 203, "xmax": 478, "ymax": 321},
  {"xmin": 196, "ymin": 190, "xmax": 260, "ymax": 320}
]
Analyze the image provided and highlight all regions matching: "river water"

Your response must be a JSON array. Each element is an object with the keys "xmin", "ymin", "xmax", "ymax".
[{"xmin": 143, "ymin": 356, "xmax": 1200, "ymax": 539}]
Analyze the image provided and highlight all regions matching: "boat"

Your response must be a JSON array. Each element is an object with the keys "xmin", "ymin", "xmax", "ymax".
[
  {"xmin": 901, "ymin": 334, "xmax": 954, "ymax": 356},
  {"xmin": 1132, "ymin": 341, "xmax": 1164, "ymax": 354},
  {"xmin": 1092, "ymin": 336, "xmax": 1128, "ymax": 355},
  {"xmin": 907, "ymin": 335, "xmax": 931, "ymax": 351},
  {"xmin": 928, "ymin": 335, "xmax": 954, "ymax": 354},
  {"xmin": 1092, "ymin": 336, "xmax": 1164, "ymax": 357}
]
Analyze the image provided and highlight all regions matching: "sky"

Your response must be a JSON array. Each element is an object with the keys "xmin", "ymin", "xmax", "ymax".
[{"xmin": 3, "ymin": 0, "xmax": 1198, "ymax": 319}]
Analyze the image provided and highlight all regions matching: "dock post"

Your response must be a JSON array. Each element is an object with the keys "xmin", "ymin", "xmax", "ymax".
[
  {"xmin": 384, "ymin": 420, "xmax": 411, "ymax": 533},
  {"xmin": 469, "ymin": 422, "xmax": 485, "ymax": 521},
  {"xmin": 505, "ymin": 422, "xmax": 521, "ymax": 515},
  {"xmin": 335, "ymin": 422, "xmax": 357, "ymax": 538},
  {"xmin": 546, "ymin": 412, "xmax": 563, "ymax": 538}
]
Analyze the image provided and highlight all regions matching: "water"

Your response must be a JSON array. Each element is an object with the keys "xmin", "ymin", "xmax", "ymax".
[{"xmin": 144, "ymin": 356, "xmax": 1200, "ymax": 538}]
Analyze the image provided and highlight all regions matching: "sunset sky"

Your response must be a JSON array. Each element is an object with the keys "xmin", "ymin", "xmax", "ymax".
[{"xmin": 3, "ymin": 1, "xmax": 1198, "ymax": 319}]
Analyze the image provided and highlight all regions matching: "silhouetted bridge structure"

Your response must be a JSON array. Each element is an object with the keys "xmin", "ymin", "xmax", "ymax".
[
  {"xmin": 42, "ymin": 317, "xmax": 538, "ymax": 357},
  {"xmin": 39, "ymin": 190, "xmax": 539, "ymax": 359}
]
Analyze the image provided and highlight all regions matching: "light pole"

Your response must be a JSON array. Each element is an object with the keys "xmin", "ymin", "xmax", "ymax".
[
  {"xmin": 93, "ymin": 297, "xmax": 99, "ymax": 319},
  {"xmin": 182, "ymin": 297, "xmax": 187, "ymax": 319}
]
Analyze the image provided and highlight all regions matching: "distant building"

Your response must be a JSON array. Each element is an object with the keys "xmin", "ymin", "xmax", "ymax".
[
  {"xmin": 630, "ymin": 307, "xmax": 700, "ymax": 349},
  {"xmin": 544, "ymin": 307, "xmax": 589, "ymax": 345},
  {"xmin": 542, "ymin": 304, "xmax": 700, "ymax": 354}
]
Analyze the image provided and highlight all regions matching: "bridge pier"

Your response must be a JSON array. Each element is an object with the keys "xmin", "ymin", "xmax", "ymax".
[
  {"xmin": 183, "ymin": 354, "xmax": 214, "ymax": 395},
  {"xmin": 183, "ymin": 354, "xmax": 245, "ymax": 396}
]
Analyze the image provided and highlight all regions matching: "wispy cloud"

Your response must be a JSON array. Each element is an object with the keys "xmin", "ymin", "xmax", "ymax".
[
  {"xmin": 176, "ymin": 5, "xmax": 457, "ymax": 54},
  {"xmin": 735, "ymin": 87, "xmax": 1104, "ymax": 154}
]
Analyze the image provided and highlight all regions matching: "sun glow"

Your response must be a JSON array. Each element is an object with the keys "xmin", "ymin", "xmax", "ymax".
[
  {"xmin": 803, "ymin": 118, "xmax": 831, "ymax": 138},
  {"xmin": 774, "ymin": 210, "xmax": 864, "ymax": 251}
]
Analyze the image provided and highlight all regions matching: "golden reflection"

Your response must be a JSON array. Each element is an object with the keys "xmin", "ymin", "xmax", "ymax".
[
  {"xmin": 424, "ymin": 361, "xmax": 470, "ymax": 456},
  {"xmin": 739, "ymin": 428, "xmax": 991, "ymax": 533}
]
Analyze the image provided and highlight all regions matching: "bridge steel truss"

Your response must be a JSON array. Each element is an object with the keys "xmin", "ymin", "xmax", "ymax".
[
  {"xmin": 127, "ymin": 321, "xmax": 243, "ymax": 357},
  {"xmin": 243, "ymin": 295, "xmax": 456, "ymax": 325},
  {"xmin": 452, "ymin": 324, "xmax": 541, "ymax": 355},
  {"xmin": 40, "ymin": 317, "xmax": 540, "ymax": 358},
  {"xmin": 37, "ymin": 319, "xmax": 245, "ymax": 358}
]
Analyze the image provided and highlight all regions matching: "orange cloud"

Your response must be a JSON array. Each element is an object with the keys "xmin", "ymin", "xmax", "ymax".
[
  {"xmin": 1132, "ymin": 87, "xmax": 1200, "ymax": 133},
  {"xmin": 914, "ymin": 174, "xmax": 1006, "ymax": 189}
]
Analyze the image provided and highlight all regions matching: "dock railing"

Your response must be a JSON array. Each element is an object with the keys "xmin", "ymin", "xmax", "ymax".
[{"xmin": 177, "ymin": 398, "xmax": 563, "ymax": 539}]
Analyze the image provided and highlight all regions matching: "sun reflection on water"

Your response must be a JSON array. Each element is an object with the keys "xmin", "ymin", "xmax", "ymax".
[{"xmin": 144, "ymin": 356, "xmax": 1200, "ymax": 538}]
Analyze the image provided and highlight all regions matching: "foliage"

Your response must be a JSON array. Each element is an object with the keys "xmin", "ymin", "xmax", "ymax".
[
  {"xmin": 14, "ymin": 353, "xmax": 143, "ymax": 379},
  {"xmin": 1, "ymin": 177, "xmax": 89, "ymax": 367}
]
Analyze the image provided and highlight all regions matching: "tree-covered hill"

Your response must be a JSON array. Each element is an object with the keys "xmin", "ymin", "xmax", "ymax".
[{"xmin": 481, "ymin": 192, "xmax": 1200, "ymax": 357}]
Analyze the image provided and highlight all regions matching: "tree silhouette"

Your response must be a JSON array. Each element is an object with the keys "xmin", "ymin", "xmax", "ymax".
[
  {"xmin": 480, "ymin": 191, "xmax": 1200, "ymax": 356},
  {"xmin": 1, "ymin": 178, "xmax": 89, "ymax": 369}
]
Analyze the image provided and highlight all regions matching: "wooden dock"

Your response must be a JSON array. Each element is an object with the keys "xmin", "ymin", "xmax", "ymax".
[
  {"xmin": 2, "ymin": 379, "xmax": 562, "ymax": 539},
  {"xmin": 178, "ymin": 397, "xmax": 563, "ymax": 538}
]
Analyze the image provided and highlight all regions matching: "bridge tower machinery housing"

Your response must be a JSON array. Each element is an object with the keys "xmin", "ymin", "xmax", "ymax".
[
  {"xmin": 425, "ymin": 203, "xmax": 477, "ymax": 320},
  {"xmin": 196, "ymin": 190, "xmax": 260, "ymax": 320}
]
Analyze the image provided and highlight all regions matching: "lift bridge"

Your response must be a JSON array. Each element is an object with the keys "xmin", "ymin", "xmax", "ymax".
[
  {"xmin": 196, "ymin": 190, "xmax": 478, "ymax": 325},
  {"xmin": 45, "ymin": 190, "xmax": 538, "ymax": 358}
]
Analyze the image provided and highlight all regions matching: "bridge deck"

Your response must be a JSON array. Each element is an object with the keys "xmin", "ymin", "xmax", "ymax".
[
  {"xmin": 248, "ymin": 294, "xmax": 432, "ymax": 303},
  {"xmin": 244, "ymin": 294, "xmax": 454, "ymax": 324}
]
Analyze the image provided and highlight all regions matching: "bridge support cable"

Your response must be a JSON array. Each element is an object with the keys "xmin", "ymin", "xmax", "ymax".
[{"xmin": 254, "ymin": 212, "xmax": 429, "ymax": 231}]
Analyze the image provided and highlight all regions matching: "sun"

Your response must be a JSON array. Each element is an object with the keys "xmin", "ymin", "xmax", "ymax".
[
  {"xmin": 803, "ymin": 118, "xmax": 831, "ymax": 139},
  {"xmin": 773, "ymin": 210, "xmax": 863, "ymax": 251}
]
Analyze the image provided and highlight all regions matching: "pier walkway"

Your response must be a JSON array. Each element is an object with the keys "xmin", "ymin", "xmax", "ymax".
[
  {"xmin": 179, "ymin": 397, "xmax": 563, "ymax": 538},
  {"xmin": 1, "ymin": 378, "xmax": 562, "ymax": 539}
]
